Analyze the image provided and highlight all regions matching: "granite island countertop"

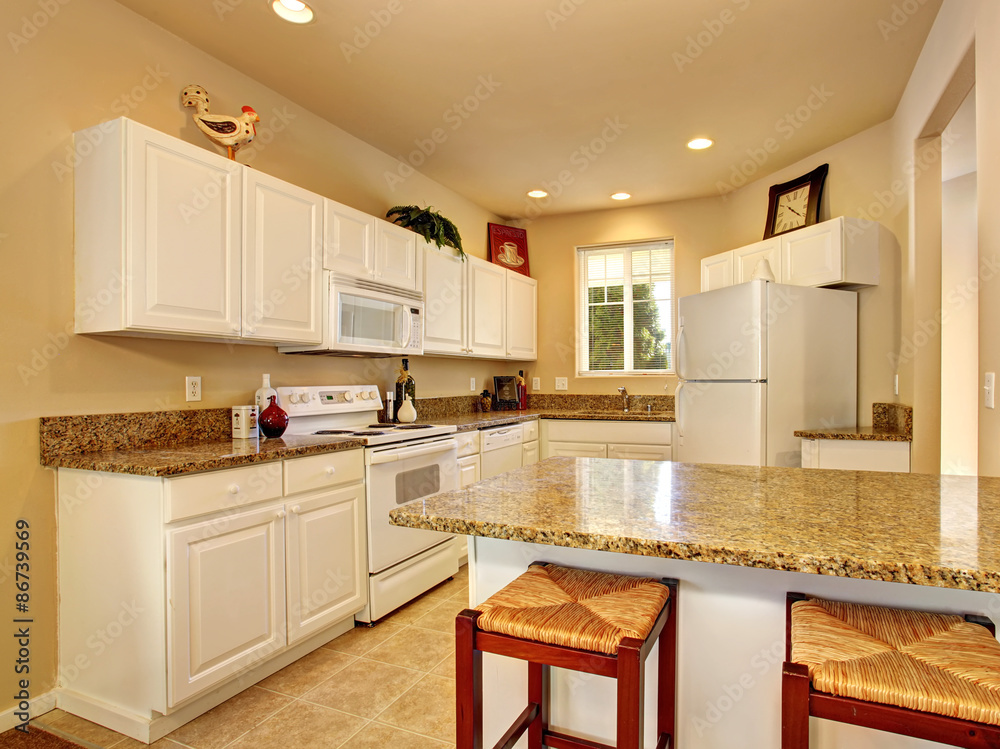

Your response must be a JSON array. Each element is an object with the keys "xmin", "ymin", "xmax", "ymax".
[{"xmin": 390, "ymin": 457, "xmax": 1000, "ymax": 592}]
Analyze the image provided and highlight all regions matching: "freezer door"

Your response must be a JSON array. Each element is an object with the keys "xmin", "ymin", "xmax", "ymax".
[
  {"xmin": 677, "ymin": 281, "xmax": 766, "ymax": 381},
  {"xmin": 675, "ymin": 381, "xmax": 766, "ymax": 466}
]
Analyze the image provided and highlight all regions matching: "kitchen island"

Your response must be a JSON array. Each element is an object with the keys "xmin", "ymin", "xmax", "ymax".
[{"xmin": 390, "ymin": 458, "xmax": 1000, "ymax": 749}]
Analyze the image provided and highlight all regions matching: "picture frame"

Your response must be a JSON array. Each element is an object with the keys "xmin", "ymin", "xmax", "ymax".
[
  {"xmin": 762, "ymin": 163, "xmax": 829, "ymax": 240},
  {"xmin": 492, "ymin": 376, "xmax": 519, "ymax": 410},
  {"xmin": 488, "ymin": 223, "xmax": 530, "ymax": 276}
]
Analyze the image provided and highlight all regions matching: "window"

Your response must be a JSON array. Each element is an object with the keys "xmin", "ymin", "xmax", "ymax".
[{"xmin": 577, "ymin": 239, "xmax": 674, "ymax": 375}]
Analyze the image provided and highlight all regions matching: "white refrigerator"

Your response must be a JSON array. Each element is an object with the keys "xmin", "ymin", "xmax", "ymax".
[{"xmin": 674, "ymin": 280, "xmax": 857, "ymax": 467}]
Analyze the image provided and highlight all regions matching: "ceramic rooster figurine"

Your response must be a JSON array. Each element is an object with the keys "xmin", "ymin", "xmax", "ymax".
[{"xmin": 181, "ymin": 85, "xmax": 259, "ymax": 160}]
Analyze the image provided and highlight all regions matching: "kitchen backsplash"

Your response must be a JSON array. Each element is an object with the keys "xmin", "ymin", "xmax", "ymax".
[
  {"xmin": 872, "ymin": 402, "xmax": 913, "ymax": 437},
  {"xmin": 528, "ymin": 393, "xmax": 675, "ymax": 412}
]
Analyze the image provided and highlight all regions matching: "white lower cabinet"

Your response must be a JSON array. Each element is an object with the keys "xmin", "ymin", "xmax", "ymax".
[
  {"xmin": 801, "ymin": 438, "xmax": 910, "ymax": 472},
  {"xmin": 457, "ymin": 455, "xmax": 482, "ymax": 486},
  {"xmin": 57, "ymin": 449, "xmax": 366, "ymax": 742},
  {"xmin": 541, "ymin": 420, "xmax": 672, "ymax": 461},
  {"xmin": 522, "ymin": 440, "xmax": 539, "ymax": 465}
]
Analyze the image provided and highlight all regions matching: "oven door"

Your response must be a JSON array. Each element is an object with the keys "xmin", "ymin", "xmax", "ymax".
[{"xmin": 365, "ymin": 437, "xmax": 458, "ymax": 574}]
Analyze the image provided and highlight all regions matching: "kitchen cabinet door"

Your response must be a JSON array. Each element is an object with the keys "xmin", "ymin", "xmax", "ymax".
[
  {"xmin": 607, "ymin": 443, "xmax": 671, "ymax": 461},
  {"xmin": 423, "ymin": 245, "xmax": 468, "ymax": 355},
  {"xmin": 468, "ymin": 256, "xmax": 506, "ymax": 357},
  {"xmin": 546, "ymin": 441, "xmax": 608, "ymax": 459},
  {"xmin": 285, "ymin": 484, "xmax": 367, "ymax": 644},
  {"xmin": 374, "ymin": 219, "xmax": 419, "ymax": 291},
  {"xmin": 781, "ymin": 218, "xmax": 843, "ymax": 287},
  {"xmin": 506, "ymin": 271, "xmax": 537, "ymax": 360},
  {"xmin": 457, "ymin": 455, "xmax": 481, "ymax": 487},
  {"xmin": 167, "ymin": 504, "xmax": 286, "ymax": 706},
  {"xmin": 733, "ymin": 239, "xmax": 781, "ymax": 285},
  {"xmin": 324, "ymin": 199, "xmax": 375, "ymax": 279},
  {"xmin": 522, "ymin": 440, "xmax": 539, "ymax": 466},
  {"xmin": 120, "ymin": 120, "xmax": 243, "ymax": 336},
  {"xmin": 700, "ymin": 252, "xmax": 734, "ymax": 292},
  {"xmin": 243, "ymin": 170, "xmax": 323, "ymax": 344}
]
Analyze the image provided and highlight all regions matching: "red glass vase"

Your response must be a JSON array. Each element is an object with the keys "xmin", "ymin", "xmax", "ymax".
[{"xmin": 259, "ymin": 395, "xmax": 288, "ymax": 438}]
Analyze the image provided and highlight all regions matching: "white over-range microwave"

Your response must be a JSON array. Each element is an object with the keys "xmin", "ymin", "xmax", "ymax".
[{"xmin": 280, "ymin": 273, "xmax": 424, "ymax": 357}]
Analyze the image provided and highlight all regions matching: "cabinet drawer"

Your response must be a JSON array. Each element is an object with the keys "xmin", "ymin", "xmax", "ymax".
[
  {"xmin": 164, "ymin": 462, "xmax": 283, "ymax": 522},
  {"xmin": 522, "ymin": 420, "xmax": 539, "ymax": 442},
  {"xmin": 284, "ymin": 450, "xmax": 364, "ymax": 495},
  {"xmin": 608, "ymin": 443, "xmax": 671, "ymax": 461},
  {"xmin": 455, "ymin": 431, "xmax": 481, "ymax": 458}
]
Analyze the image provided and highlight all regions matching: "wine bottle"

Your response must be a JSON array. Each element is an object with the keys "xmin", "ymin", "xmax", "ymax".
[
  {"xmin": 517, "ymin": 370, "xmax": 527, "ymax": 410},
  {"xmin": 394, "ymin": 358, "xmax": 415, "ymax": 421}
]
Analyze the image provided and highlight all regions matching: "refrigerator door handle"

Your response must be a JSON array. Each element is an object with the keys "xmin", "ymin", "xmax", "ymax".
[
  {"xmin": 674, "ymin": 381, "xmax": 685, "ymax": 439},
  {"xmin": 675, "ymin": 324, "xmax": 685, "ymax": 381}
]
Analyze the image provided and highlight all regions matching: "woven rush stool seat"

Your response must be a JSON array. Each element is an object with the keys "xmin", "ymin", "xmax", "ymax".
[
  {"xmin": 457, "ymin": 562, "xmax": 678, "ymax": 749},
  {"xmin": 782, "ymin": 593, "xmax": 1000, "ymax": 748}
]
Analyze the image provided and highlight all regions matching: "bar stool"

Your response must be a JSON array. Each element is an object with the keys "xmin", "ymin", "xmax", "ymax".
[
  {"xmin": 456, "ymin": 562, "xmax": 677, "ymax": 749},
  {"xmin": 782, "ymin": 593, "xmax": 1000, "ymax": 748}
]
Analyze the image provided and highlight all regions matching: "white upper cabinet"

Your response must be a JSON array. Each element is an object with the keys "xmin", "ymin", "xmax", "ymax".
[
  {"xmin": 734, "ymin": 238, "xmax": 781, "ymax": 285},
  {"xmin": 324, "ymin": 200, "xmax": 375, "ymax": 280},
  {"xmin": 468, "ymin": 256, "xmax": 507, "ymax": 358},
  {"xmin": 423, "ymin": 245, "xmax": 468, "ymax": 355},
  {"xmin": 699, "ymin": 217, "xmax": 879, "ymax": 291},
  {"xmin": 74, "ymin": 118, "xmax": 322, "ymax": 345},
  {"xmin": 506, "ymin": 271, "xmax": 537, "ymax": 360},
  {"xmin": 323, "ymin": 202, "xmax": 419, "ymax": 291},
  {"xmin": 76, "ymin": 118, "xmax": 243, "ymax": 337},
  {"xmin": 243, "ymin": 170, "xmax": 323, "ymax": 343}
]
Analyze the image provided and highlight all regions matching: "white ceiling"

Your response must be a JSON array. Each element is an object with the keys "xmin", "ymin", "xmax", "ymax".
[{"xmin": 113, "ymin": 0, "xmax": 943, "ymax": 218}]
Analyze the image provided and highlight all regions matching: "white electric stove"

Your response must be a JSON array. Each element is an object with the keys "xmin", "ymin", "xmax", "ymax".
[{"xmin": 278, "ymin": 385, "xmax": 459, "ymax": 622}]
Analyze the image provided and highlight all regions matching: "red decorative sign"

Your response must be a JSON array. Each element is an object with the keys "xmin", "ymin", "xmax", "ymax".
[{"xmin": 488, "ymin": 223, "xmax": 530, "ymax": 277}]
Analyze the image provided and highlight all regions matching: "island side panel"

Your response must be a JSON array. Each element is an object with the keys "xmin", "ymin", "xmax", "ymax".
[{"xmin": 470, "ymin": 536, "xmax": 1000, "ymax": 749}]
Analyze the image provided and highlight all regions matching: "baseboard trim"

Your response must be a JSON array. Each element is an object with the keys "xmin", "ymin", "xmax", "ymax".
[
  {"xmin": 55, "ymin": 617, "xmax": 354, "ymax": 743},
  {"xmin": 0, "ymin": 690, "xmax": 57, "ymax": 733}
]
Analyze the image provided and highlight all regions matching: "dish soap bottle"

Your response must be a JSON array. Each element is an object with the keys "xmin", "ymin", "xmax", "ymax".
[
  {"xmin": 394, "ymin": 358, "xmax": 415, "ymax": 422},
  {"xmin": 255, "ymin": 374, "xmax": 277, "ymax": 414},
  {"xmin": 397, "ymin": 395, "xmax": 417, "ymax": 423}
]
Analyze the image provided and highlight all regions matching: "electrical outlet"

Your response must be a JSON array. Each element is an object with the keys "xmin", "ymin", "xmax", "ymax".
[
  {"xmin": 186, "ymin": 376, "xmax": 202, "ymax": 402},
  {"xmin": 986, "ymin": 372, "xmax": 996, "ymax": 409},
  {"xmin": 532, "ymin": 377, "xmax": 541, "ymax": 391},
  {"xmin": 893, "ymin": 374, "xmax": 898, "ymax": 396},
  {"xmin": 555, "ymin": 377, "xmax": 568, "ymax": 391},
  {"xmin": 470, "ymin": 377, "xmax": 476, "ymax": 392}
]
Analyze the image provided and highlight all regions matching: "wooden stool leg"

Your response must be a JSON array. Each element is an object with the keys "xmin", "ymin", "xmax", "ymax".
[
  {"xmin": 781, "ymin": 662, "xmax": 810, "ymax": 749},
  {"xmin": 456, "ymin": 610, "xmax": 483, "ymax": 749},
  {"xmin": 617, "ymin": 639, "xmax": 644, "ymax": 749},
  {"xmin": 527, "ymin": 661, "xmax": 545, "ymax": 748},
  {"xmin": 657, "ymin": 589, "xmax": 677, "ymax": 746}
]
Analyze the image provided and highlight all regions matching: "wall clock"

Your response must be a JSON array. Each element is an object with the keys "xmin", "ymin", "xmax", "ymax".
[{"xmin": 762, "ymin": 163, "xmax": 828, "ymax": 239}]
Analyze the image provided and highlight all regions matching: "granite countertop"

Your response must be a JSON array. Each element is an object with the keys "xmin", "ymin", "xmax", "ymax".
[
  {"xmin": 425, "ymin": 409, "xmax": 675, "ymax": 432},
  {"xmin": 390, "ymin": 457, "xmax": 1000, "ymax": 592},
  {"xmin": 793, "ymin": 426, "xmax": 912, "ymax": 442},
  {"xmin": 43, "ymin": 434, "xmax": 364, "ymax": 477}
]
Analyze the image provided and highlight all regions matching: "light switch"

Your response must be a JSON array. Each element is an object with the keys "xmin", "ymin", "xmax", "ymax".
[
  {"xmin": 532, "ymin": 377, "xmax": 541, "ymax": 391},
  {"xmin": 986, "ymin": 372, "xmax": 996, "ymax": 409},
  {"xmin": 470, "ymin": 377, "xmax": 476, "ymax": 392},
  {"xmin": 555, "ymin": 377, "xmax": 568, "ymax": 391}
]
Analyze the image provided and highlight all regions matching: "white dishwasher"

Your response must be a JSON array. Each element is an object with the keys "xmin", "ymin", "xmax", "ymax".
[{"xmin": 480, "ymin": 424, "xmax": 524, "ymax": 479}]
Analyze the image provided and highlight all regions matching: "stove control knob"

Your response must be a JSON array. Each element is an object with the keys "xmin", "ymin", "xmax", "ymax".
[
  {"xmin": 343, "ymin": 391, "xmax": 354, "ymax": 402},
  {"xmin": 368, "ymin": 389, "xmax": 379, "ymax": 400},
  {"xmin": 286, "ymin": 392, "xmax": 299, "ymax": 404},
  {"xmin": 359, "ymin": 391, "xmax": 370, "ymax": 400},
  {"xmin": 297, "ymin": 391, "xmax": 310, "ymax": 404}
]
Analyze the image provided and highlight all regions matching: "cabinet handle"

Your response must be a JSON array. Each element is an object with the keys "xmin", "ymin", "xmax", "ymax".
[
  {"xmin": 325, "ymin": 467, "xmax": 336, "ymax": 475},
  {"xmin": 232, "ymin": 325, "xmax": 240, "ymax": 333},
  {"xmin": 276, "ymin": 510, "xmax": 286, "ymax": 519},
  {"xmin": 290, "ymin": 505, "xmax": 300, "ymax": 514},
  {"xmin": 228, "ymin": 484, "xmax": 240, "ymax": 494}
]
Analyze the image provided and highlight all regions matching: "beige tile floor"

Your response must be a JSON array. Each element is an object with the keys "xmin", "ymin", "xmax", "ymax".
[{"xmin": 33, "ymin": 566, "xmax": 469, "ymax": 748}]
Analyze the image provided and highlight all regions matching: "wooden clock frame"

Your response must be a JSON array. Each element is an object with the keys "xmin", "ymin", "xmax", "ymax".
[{"xmin": 762, "ymin": 163, "xmax": 829, "ymax": 240}]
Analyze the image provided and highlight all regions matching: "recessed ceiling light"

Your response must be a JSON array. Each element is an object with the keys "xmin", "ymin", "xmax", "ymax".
[
  {"xmin": 527, "ymin": 190, "xmax": 548, "ymax": 199},
  {"xmin": 271, "ymin": 0, "xmax": 314, "ymax": 24},
  {"xmin": 610, "ymin": 192, "xmax": 631, "ymax": 201},
  {"xmin": 687, "ymin": 138, "xmax": 714, "ymax": 150}
]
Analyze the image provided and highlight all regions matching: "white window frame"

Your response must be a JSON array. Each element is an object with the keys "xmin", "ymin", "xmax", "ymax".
[{"xmin": 576, "ymin": 238, "xmax": 675, "ymax": 377}]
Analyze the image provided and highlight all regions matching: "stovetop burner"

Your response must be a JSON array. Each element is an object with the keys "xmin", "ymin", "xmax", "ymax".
[
  {"xmin": 368, "ymin": 424, "xmax": 395, "ymax": 429},
  {"xmin": 313, "ymin": 429, "xmax": 357, "ymax": 435},
  {"xmin": 352, "ymin": 430, "xmax": 391, "ymax": 436},
  {"xmin": 395, "ymin": 424, "xmax": 434, "ymax": 429}
]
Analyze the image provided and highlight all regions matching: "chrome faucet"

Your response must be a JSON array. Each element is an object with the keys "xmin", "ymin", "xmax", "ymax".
[{"xmin": 617, "ymin": 386, "xmax": 630, "ymax": 413}]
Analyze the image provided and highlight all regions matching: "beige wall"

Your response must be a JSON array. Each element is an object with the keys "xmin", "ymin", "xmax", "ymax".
[{"xmin": 1, "ymin": 0, "xmax": 504, "ymax": 713}]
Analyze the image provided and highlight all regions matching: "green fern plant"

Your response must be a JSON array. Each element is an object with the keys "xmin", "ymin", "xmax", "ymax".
[{"xmin": 386, "ymin": 205, "xmax": 465, "ymax": 260}]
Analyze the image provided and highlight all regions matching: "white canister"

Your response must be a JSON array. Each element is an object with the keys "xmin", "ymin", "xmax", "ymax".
[{"xmin": 232, "ymin": 405, "xmax": 259, "ymax": 439}]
